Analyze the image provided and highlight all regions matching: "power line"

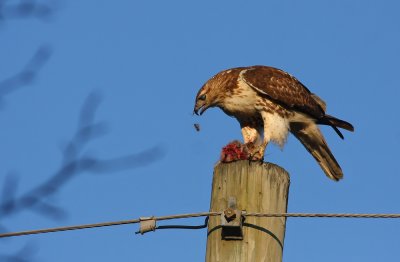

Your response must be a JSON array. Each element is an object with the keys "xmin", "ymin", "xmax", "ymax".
[
  {"xmin": 0, "ymin": 212, "xmax": 220, "ymax": 238},
  {"xmin": 244, "ymin": 212, "xmax": 400, "ymax": 218},
  {"xmin": 1, "ymin": 211, "xmax": 399, "ymax": 238}
]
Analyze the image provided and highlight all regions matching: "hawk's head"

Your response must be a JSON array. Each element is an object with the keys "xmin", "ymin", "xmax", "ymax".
[
  {"xmin": 194, "ymin": 69, "xmax": 238, "ymax": 115},
  {"xmin": 194, "ymin": 81, "xmax": 226, "ymax": 115},
  {"xmin": 194, "ymin": 83, "xmax": 212, "ymax": 115}
]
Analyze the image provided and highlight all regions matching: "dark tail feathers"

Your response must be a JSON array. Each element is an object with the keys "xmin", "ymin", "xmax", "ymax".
[{"xmin": 318, "ymin": 115, "xmax": 354, "ymax": 140}]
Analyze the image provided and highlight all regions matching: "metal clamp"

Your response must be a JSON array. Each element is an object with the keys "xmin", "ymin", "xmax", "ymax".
[{"xmin": 221, "ymin": 197, "xmax": 243, "ymax": 240}]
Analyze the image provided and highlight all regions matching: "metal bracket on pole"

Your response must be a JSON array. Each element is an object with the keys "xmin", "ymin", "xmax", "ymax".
[{"xmin": 221, "ymin": 197, "xmax": 243, "ymax": 240}]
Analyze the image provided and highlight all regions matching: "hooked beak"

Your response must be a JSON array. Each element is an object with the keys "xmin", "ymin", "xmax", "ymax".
[{"xmin": 193, "ymin": 102, "xmax": 209, "ymax": 116}]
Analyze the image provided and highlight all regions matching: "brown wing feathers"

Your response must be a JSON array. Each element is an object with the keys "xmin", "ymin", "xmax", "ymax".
[
  {"xmin": 242, "ymin": 66, "xmax": 325, "ymax": 118},
  {"xmin": 242, "ymin": 66, "xmax": 354, "ymax": 139}
]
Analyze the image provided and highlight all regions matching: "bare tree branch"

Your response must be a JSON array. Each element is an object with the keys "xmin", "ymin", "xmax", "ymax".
[
  {"xmin": 0, "ymin": 91, "xmax": 167, "ymax": 222},
  {"xmin": 0, "ymin": 45, "xmax": 52, "ymax": 109},
  {"xmin": 0, "ymin": 0, "xmax": 58, "ymax": 23}
]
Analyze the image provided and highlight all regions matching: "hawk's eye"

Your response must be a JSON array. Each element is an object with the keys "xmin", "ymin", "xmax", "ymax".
[{"xmin": 199, "ymin": 94, "xmax": 206, "ymax": 101}]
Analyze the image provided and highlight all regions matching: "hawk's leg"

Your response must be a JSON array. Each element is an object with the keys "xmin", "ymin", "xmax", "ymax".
[
  {"xmin": 241, "ymin": 126, "xmax": 260, "ymax": 144},
  {"xmin": 241, "ymin": 125, "xmax": 263, "ymax": 161},
  {"xmin": 249, "ymin": 111, "xmax": 281, "ymax": 161},
  {"xmin": 249, "ymin": 140, "xmax": 268, "ymax": 161},
  {"xmin": 253, "ymin": 110, "xmax": 289, "ymax": 161}
]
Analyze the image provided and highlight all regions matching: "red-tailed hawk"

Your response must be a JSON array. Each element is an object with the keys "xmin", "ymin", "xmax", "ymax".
[{"xmin": 193, "ymin": 65, "xmax": 354, "ymax": 181}]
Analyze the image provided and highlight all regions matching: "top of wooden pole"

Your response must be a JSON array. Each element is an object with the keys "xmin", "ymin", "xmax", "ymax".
[
  {"xmin": 213, "ymin": 160, "xmax": 290, "ymax": 187},
  {"xmin": 206, "ymin": 160, "xmax": 290, "ymax": 262}
]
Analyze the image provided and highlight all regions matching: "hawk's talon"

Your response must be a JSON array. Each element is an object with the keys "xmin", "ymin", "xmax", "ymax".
[
  {"xmin": 247, "ymin": 150, "xmax": 264, "ymax": 162},
  {"xmin": 243, "ymin": 142, "xmax": 265, "ymax": 162}
]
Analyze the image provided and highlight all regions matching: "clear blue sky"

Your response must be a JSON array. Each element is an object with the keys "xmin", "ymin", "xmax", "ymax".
[{"xmin": 1, "ymin": 0, "xmax": 400, "ymax": 261}]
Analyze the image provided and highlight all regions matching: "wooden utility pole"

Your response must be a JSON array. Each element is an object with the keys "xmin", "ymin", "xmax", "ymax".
[{"xmin": 206, "ymin": 160, "xmax": 290, "ymax": 262}]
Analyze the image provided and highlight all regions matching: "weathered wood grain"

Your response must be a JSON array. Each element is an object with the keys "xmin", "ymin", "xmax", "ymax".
[{"xmin": 206, "ymin": 161, "xmax": 290, "ymax": 262}]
